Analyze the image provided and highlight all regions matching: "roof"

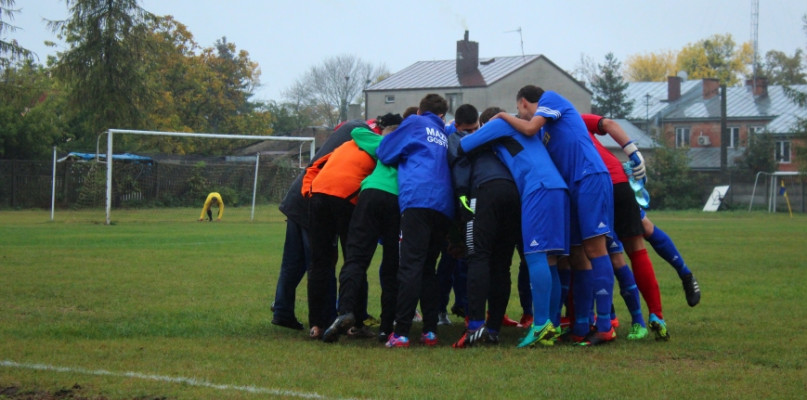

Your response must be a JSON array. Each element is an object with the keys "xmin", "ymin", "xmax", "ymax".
[
  {"xmin": 367, "ymin": 55, "xmax": 541, "ymax": 91},
  {"xmin": 687, "ymin": 147, "xmax": 745, "ymax": 170},
  {"xmin": 593, "ymin": 119, "xmax": 658, "ymax": 149}
]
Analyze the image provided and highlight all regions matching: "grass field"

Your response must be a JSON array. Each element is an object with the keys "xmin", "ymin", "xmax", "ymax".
[{"xmin": 1, "ymin": 207, "xmax": 806, "ymax": 399}]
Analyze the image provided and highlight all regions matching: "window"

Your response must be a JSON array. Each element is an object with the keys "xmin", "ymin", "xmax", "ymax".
[
  {"xmin": 728, "ymin": 127, "xmax": 740, "ymax": 148},
  {"xmin": 775, "ymin": 140, "xmax": 791, "ymax": 163},
  {"xmin": 675, "ymin": 127, "xmax": 690, "ymax": 148},
  {"xmin": 750, "ymin": 125, "xmax": 765, "ymax": 134},
  {"xmin": 384, "ymin": 95, "xmax": 395, "ymax": 104},
  {"xmin": 445, "ymin": 93, "xmax": 462, "ymax": 115}
]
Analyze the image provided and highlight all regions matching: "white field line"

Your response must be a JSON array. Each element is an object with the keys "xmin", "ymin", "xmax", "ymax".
[{"xmin": 1, "ymin": 359, "xmax": 362, "ymax": 400}]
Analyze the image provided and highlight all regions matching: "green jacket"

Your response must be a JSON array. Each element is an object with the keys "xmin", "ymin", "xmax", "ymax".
[{"xmin": 351, "ymin": 126, "xmax": 399, "ymax": 195}]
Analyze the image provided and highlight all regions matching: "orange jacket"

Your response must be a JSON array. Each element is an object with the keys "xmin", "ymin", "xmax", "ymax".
[{"xmin": 301, "ymin": 140, "xmax": 376, "ymax": 205}]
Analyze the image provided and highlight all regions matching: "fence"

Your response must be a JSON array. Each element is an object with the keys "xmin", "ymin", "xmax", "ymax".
[{"xmin": 0, "ymin": 158, "xmax": 301, "ymax": 210}]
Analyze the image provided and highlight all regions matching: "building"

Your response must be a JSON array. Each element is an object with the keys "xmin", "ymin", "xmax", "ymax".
[
  {"xmin": 365, "ymin": 31, "xmax": 591, "ymax": 120},
  {"xmin": 625, "ymin": 76, "xmax": 807, "ymax": 172}
]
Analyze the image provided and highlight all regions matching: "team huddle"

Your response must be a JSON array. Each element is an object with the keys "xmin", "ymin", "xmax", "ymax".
[{"xmin": 270, "ymin": 85, "xmax": 702, "ymax": 348}]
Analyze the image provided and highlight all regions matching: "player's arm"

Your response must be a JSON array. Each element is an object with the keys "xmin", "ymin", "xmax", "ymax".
[
  {"xmin": 495, "ymin": 112, "xmax": 546, "ymax": 137},
  {"xmin": 601, "ymin": 118, "xmax": 647, "ymax": 181},
  {"xmin": 216, "ymin": 197, "xmax": 224, "ymax": 221}
]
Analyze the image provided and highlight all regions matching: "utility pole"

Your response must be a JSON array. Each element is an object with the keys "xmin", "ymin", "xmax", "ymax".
[
  {"xmin": 645, "ymin": 93, "xmax": 651, "ymax": 136},
  {"xmin": 720, "ymin": 84, "xmax": 728, "ymax": 175}
]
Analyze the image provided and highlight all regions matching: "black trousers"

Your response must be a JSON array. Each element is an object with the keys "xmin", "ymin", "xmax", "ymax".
[
  {"xmin": 307, "ymin": 193, "xmax": 354, "ymax": 329},
  {"xmin": 394, "ymin": 208, "xmax": 450, "ymax": 337},
  {"xmin": 337, "ymin": 189, "xmax": 400, "ymax": 334},
  {"xmin": 465, "ymin": 180, "xmax": 520, "ymax": 331}
]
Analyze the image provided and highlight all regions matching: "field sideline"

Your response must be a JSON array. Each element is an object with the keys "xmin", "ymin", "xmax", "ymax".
[{"xmin": 1, "ymin": 207, "xmax": 805, "ymax": 399}]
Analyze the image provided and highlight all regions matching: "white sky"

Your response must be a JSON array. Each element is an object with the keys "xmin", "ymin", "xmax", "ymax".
[{"xmin": 7, "ymin": 0, "xmax": 807, "ymax": 102}]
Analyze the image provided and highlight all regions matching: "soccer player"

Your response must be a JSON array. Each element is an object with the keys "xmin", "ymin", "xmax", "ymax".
[
  {"xmin": 447, "ymin": 104, "xmax": 521, "ymax": 347},
  {"xmin": 642, "ymin": 211, "xmax": 701, "ymax": 308},
  {"xmin": 301, "ymin": 128, "xmax": 377, "ymax": 339},
  {"xmin": 198, "ymin": 192, "xmax": 223, "ymax": 221},
  {"xmin": 460, "ymin": 107, "xmax": 570, "ymax": 348},
  {"xmin": 376, "ymin": 94, "xmax": 454, "ymax": 348},
  {"xmin": 493, "ymin": 86, "xmax": 616, "ymax": 346},
  {"xmin": 321, "ymin": 113, "xmax": 404, "ymax": 343}
]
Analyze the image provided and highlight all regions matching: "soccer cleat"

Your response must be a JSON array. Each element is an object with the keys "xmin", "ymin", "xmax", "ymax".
[
  {"xmin": 517, "ymin": 314, "xmax": 533, "ymax": 329},
  {"xmin": 378, "ymin": 331, "xmax": 389, "ymax": 343},
  {"xmin": 649, "ymin": 314, "xmax": 670, "ymax": 341},
  {"xmin": 501, "ymin": 314, "xmax": 519, "ymax": 327},
  {"xmin": 385, "ymin": 333, "xmax": 410, "ymax": 348},
  {"xmin": 681, "ymin": 273, "xmax": 701, "ymax": 307},
  {"xmin": 363, "ymin": 315, "xmax": 381, "ymax": 327},
  {"xmin": 322, "ymin": 313, "xmax": 355, "ymax": 343},
  {"xmin": 438, "ymin": 312, "xmax": 452, "ymax": 326},
  {"xmin": 347, "ymin": 325, "xmax": 375, "ymax": 339},
  {"xmin": 309, "ymin": 326, "xmax": 323, "ymax": 340},
  {"xmin": 575, "ymin": 327, "xmax": 616, "ymax": 346},
  {"xmin": 626, "ymin": 323, "xmax": 649, "ymax": 340},
  {"xmin": 420, "ymin": 331, "xmax": 438, "ymax": 346},
  {"xmin": 452, "ymin": 326, "xmax": 490, "ymax": 348},
  {"xmin": 611, "ymin": 317, "xmax": 620, "ymax": 329},
  {"xmin": 271, "ymin": 317, "xmax": 304, "ymax": 331},
  {"xmin": 516, "ymin": 321, "xmax": 556, "ymax": 348}
]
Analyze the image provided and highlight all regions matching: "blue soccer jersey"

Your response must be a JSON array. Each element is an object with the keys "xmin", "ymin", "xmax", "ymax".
[{"xmin": 534, "ymin": 91, "xmax": 608, "ymax": 184}]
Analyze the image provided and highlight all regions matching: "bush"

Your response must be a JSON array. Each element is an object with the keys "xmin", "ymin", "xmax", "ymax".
[{"xmin": 647, "ymin": 144, "xmax": 702, "ymax": 209}]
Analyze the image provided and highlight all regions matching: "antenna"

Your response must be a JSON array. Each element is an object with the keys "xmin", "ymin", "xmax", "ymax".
[
  {"xmin": 505, "ymin": 27, "xmax": 525, "ymax": 62},
  {"xmin": 750, "ymin": 0, "xmax": 759, "ymax": 86}
]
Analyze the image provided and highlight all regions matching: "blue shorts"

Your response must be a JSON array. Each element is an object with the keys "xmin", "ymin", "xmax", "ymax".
[
  {"xmin": 606, "ymin": 236, "xmax": 624, "ymax": 254},
  {"xmin": 569, "ymin": 172, "xmax": 613, "ymax": 246},
  {"xmin": 521, "ymin": 188, "xmax": 569, "ymax": 255}
]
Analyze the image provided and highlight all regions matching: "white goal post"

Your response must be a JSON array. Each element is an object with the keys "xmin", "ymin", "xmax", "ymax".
[{"xmin": 103, "ymin": 129, "xmax": 315, "ymax": 225}]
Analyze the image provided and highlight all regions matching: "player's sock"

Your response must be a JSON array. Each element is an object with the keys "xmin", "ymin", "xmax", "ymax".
[
  {"xmin": 572, "ymin": 268, "xmax": 594, "ymax": 337},
  {"xmin": 591, "ymin": 255, "xmax": 614, "ymax": 333},
  {"xmin": 467, "ymin": 319, "xmax": 484, "ymax": 331},
  {"xmin": 614, "ymin": 264, "xmax": 645, "ymax": 327},
  {"xmin": 525, "ymin": 252, "xmax": 551, "ymax": 326},
  {"xmin": 647, "ymin": 227, "xmax": 692, "ymax": 277},
  {"xmin": 628, "ymin": 248, "xmax": 663, "ymax": 320},
  {"xmin": 549, "ymin": 264, "xmax": 561, "ymax": 327}
]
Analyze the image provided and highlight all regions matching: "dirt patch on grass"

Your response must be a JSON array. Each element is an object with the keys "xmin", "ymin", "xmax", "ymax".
[{"xmin": 0, "ymin": 384, "xmax": 166, "ymax": 400}]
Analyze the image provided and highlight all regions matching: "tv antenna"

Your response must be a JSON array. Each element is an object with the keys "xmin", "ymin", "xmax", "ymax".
[{"xmin": 505, "ymin": 27, "xmax": 525, "ymax": 62}]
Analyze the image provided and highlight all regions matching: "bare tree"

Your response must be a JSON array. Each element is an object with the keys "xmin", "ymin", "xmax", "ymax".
[
  {"xmin": 571, "ymin": 53, "xmax": 598, "ymax": 89},
  {"xmin": 285, "ymin": 54, "xmax": 388, "ymax": 127}
]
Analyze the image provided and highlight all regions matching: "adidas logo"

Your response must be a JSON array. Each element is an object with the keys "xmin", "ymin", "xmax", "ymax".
[
  {"xmin": 609, "ymin": 241, "xmax": 619, "ymax": 248},
  {"xmin": 530, "ymin": 239, "xmax": 539, "ymax": 247},
  {"xmin": 597, "ymin": 222, "xmax": 607, "ymax": 229},
  {"xmin": 595, "ymin": 289, "xmax": 610, "ymax": 296}
]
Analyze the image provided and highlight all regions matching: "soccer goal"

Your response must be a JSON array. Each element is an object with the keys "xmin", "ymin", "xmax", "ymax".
[{"xmin": 98, "ymin": 129, "xmax": 315, "ymax": 225}]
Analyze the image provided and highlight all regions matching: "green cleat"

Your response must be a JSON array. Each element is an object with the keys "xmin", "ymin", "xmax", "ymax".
[
  {"xmin": 516, "ymin": 321, "xmax": 556, "ymax": 348},
  {"xmin": 626, "ymin": 323, "xmax": 649, "ymax": 340},
  {"xmin": 649, "ymin": 313, "xmax": 670, "ymax": 341}
]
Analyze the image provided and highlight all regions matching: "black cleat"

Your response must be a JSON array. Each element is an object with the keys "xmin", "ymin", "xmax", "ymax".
[
  {"xmin": 453, "ymin": 326, "xmax": 492, "ymax": 348},
  {"xmin": 681, "ymin": 273, "xmax": 701, "ymax": 307},
  {"xmin": 271, "ymin": 317, "xmax": 304, "ymax": 330},
  {"xmin": 450, "ymin": 304, "xmax": 466, "ymax": 318},
  {"xmin": 322, "ymin": 313, "xmax": 355, "ymax": 343}
]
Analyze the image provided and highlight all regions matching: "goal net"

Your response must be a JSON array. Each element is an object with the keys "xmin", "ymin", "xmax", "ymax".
[{"xmin": 90, "ymin": 129, "xmax": 315, "ymax": 224}]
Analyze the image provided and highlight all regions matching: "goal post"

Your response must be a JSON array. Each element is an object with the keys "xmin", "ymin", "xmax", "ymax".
[{"xmin": 104, "ymin": 129, "xmax": 315, "ymax": 225}]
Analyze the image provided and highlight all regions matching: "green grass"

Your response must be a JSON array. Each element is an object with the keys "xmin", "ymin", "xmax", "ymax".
[{"xmin": 1, "ymin": 208, "xmax": 806, "ymax": 399}]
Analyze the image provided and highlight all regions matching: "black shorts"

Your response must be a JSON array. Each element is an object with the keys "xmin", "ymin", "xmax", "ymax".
[{"xmin": 612, "ymin": 182, "xmax": 644, "ymax": 239}]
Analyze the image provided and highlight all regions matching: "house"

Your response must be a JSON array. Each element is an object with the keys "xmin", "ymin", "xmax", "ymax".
[
  {"xmin": 365, "ymin": 31, "xmax": 591, "ymax": 120},
  {"xmin": 624, "ymin": 76, "xmax": 807, "ymax": 172}
]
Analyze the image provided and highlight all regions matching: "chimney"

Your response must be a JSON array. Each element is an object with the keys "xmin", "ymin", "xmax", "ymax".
[
  {"xmin": 456, "ymin": 30, "xmax": 485, "ymax": 87},
  {"xmin": 745, "ymin": 77, "xmax": 769, "ymax": 97},
  {"xmin": 667, "ymin": 76, "xmax": 682, "ymax": 101},
  {"xmin": 702, "ymin": 78, "xmax": 720, "ymax": 99}
]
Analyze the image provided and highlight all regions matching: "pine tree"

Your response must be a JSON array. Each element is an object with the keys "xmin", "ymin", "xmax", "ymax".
[{"xmin": 591, "ymin": 52, "xmax": 633, "ymax": 118}]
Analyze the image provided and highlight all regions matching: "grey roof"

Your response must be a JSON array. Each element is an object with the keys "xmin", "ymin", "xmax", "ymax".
[
  {"xmin": 687, "ymin": 147, "xmax": 746, "ymax": 170},
  {"xmin": 626, "ymin": 80, "xmax": 807, "ymax": 134},
  {"xmin": 367, "ymin": 55, "xmax": 541, "ymax": 91},
  {"xmin": 593, "ymin": 119, "xmax": 658, "ymax": 149}
]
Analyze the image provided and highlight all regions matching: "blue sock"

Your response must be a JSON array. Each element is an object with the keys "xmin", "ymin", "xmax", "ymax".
[
  {"xmin": 572, "ymin": 268, "xmax": 594, "ymax": 337},
  {"xmin": 558, "ymin": 268, "xmax": 571, "ymax": 322},
  {"xmin": 525, "ymin": 252, "xmax": 551, "ymax": 325},
  {"xmin": 468, "ymin": 319, "xmax": 484, "ymax": 331},
  {"xmin": 614, "ymin": 264, "xmax": 645, "ymax": 327},
  {"xmin": 549, "ymin": 264, "xmax": 561, "ymax": 327},
  {"xmin": 647, "ymin": 227, "xmax": 692, "ymax": 277},
  {"xmin": 591, "ymin": 255, "xmax": 615, "ymax": 333}
]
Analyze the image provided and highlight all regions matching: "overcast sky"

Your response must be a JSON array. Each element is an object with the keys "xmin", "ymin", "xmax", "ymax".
[{"xmin": 8, "ymin": 0, "xmax": 807, "ymax": 102}]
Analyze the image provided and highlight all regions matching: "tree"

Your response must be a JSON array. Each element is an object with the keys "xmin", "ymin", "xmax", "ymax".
[
  {"xmin": 624, "ymin": 50, "xmax": 677, "ymax": 82},
  {"xmin": 591, "ymin": 53, "xmax": 633, "ymax": 118},
  {"xmin": 0, "ymin": 0, "xmax": 33, "ymax": 68},
  {"xmin": 762, "ymin": 49, "xmax": 806, "ymax": 85},
  {"xmin": 571, "ymin": 53, "xmax": 597, "ymax": 88},
  {"xmin": 676, "ymin": 34, "xmax": 753, "ymax": 85},
  {"xmin": 48, "ymin": 0, "xmax": 154, "ymax": 149},
  {"xmin": 286, "ymin": 54, "xmax": 388, "ymax": 127},
  {"xmin": 736, "ymin": 129, "xmax": 777, "ymax": 174},
  {"xmin": 646, "ymin": 143, "xmax": 702, "ymax": 209}
]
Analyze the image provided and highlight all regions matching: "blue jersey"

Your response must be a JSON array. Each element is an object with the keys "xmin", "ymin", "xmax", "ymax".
[
  {"xmin": 535, "ymin": 91, "xmax": 607, "ymax": 184},
  {"xmin": 376, "ymin": 112, "xmax": 455, "ymax": 219},
  {"xmin": 460, "ymin": 118, "xmax": 567, "ymax": 196}
]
